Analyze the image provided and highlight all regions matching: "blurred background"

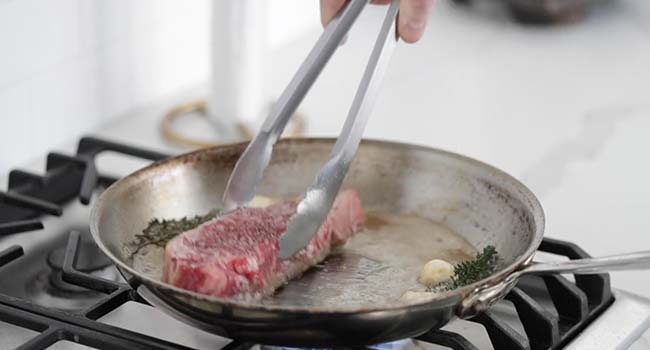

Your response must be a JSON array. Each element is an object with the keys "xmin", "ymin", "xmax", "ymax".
[{"xmin": 1, "ymin": 0, "xmax": 650, "ymax": 294}]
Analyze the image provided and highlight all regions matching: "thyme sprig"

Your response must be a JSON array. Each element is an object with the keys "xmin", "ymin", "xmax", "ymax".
[
  {"xmin": 430, "ymin": 245, "xmax": 499, "ymax": 292},
  {"xmin": 129, "ymin": 210, "xmax": 218, "ymax": 257}
]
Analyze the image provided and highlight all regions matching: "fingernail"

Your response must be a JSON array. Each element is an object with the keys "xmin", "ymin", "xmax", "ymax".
[{"xmin": 406, "ymin": 20, "xmax": 426, "ymax": 33}]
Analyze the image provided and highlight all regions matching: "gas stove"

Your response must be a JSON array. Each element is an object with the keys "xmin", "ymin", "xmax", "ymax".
[{"xmin": 1, "ymin": 137, "xmax": 650, "ymax": 350}]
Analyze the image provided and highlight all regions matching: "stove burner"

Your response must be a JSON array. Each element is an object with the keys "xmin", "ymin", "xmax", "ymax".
[
  {"xmin": 47, "ymin": 241, "xmax": 111, "ymax": 272},
  {"xmin": 259, "ymin": 339, "xmax": 419, "ymax": 350},
  {"xmin": 20, "ymin": 236, "xmax": 120, "ymax": 310},
  {"xmin": 1, "ymin": 233, "xmax": 194, "ymax": 349},
  {"xmin": 21, "ymin": 237, "xmax": 119, "ymax": 311},
  {"xmin": 24, "ymin": 266, "xmax": 117, "ymax": 311},
  {"xmin": 366, "ymin": 339, "xmax": 417, "ymax": 350},
  {"xmin": 48, "ymin": 267, "xmax": 117, "ymax": 294}
]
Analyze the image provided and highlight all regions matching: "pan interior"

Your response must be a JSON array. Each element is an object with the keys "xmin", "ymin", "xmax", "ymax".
[{"xmin": 94, "ymin": 139, "xmax": 542, "ymax": 310}]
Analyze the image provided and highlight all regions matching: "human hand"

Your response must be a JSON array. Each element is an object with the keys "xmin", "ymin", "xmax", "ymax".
[{"xmin": 319, "ymin": 0, "xmax": 434, "ymax": 43}]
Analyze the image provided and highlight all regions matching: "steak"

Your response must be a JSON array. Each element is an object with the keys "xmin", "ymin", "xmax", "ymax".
[{"xmin": 162, "ymin": 190, "xmax": 366, "ymax": 298}]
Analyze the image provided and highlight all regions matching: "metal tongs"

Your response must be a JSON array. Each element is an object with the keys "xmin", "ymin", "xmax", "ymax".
[{"xmin": 222, "ymin": 0, "xmax": 400, "ymax": 258}]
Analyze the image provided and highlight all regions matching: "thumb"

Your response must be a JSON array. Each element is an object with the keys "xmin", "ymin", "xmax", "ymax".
[
  {"xmin": 398, "ymin": 0, "xmax": 434, "ymax": 43},
  {"xmin": 320, "ymin": 0, "xmax": 347, "ymax": 26}
]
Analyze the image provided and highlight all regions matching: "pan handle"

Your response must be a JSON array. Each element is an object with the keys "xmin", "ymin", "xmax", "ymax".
[
  {"xmin": 518, "ymin": 250, "xmax": 650, "ymax": 275},
  {"xmin": 457, "ymin": 250, "xmax": 650, "ymax": 318}
]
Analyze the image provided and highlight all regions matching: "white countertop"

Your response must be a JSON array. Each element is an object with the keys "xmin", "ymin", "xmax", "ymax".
[{"xmin": 12, "ymin": 0, "xmax": 650, "ymax": 297}]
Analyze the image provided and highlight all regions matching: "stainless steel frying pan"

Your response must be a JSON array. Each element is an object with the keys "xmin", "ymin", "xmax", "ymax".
[{"xmin": 90, "ymin": 138, "xmax": 650, "ymax": 346}]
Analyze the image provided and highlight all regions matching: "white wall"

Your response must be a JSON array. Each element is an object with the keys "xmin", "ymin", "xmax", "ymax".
[{"xmin": 0, "ymin": 0, "xmax": 319, "ymax": 174}]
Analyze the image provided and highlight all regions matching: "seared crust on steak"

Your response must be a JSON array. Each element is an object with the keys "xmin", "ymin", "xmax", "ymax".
[{"xmin": 162, "ymin": 190, "xmax": 365, "ymax": 299}]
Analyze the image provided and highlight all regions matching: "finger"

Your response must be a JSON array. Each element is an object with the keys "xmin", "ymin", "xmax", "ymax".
[
  {"xmin": 398, "ymin": 0, "xmax": 434, "ymax": 43},
  {"xmin": 320, "ymin": 0, "xmax": 347, "ymax": 26},
  {"xmin": 321, "ymin": 0, "xmax": 391, "ymax": 26}
]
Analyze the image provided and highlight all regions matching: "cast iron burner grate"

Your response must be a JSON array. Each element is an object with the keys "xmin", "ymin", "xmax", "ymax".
[
  {"xmin": 0, "ymin": 136, "xmax": 168, "ymax": 235},
  {"xmin": 0, "ymin": 137, "xmax": 615, "ymax": 349}
]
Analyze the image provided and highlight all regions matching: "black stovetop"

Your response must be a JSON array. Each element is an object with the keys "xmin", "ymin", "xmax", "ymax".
[{"xmin": 0, "ymin": 136, "xmax": 615, "ymax": 350}]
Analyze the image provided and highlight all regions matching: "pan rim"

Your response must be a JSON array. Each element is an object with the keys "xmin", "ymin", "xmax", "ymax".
[{"xmin": 89, "ymin": 137, "xmax": 545, "ymax": 314}]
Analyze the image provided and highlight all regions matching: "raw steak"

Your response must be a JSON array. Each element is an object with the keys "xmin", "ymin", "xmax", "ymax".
[{"xmin": 162, "ymin": 190, "xmax": 366, "ymax": 298}]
